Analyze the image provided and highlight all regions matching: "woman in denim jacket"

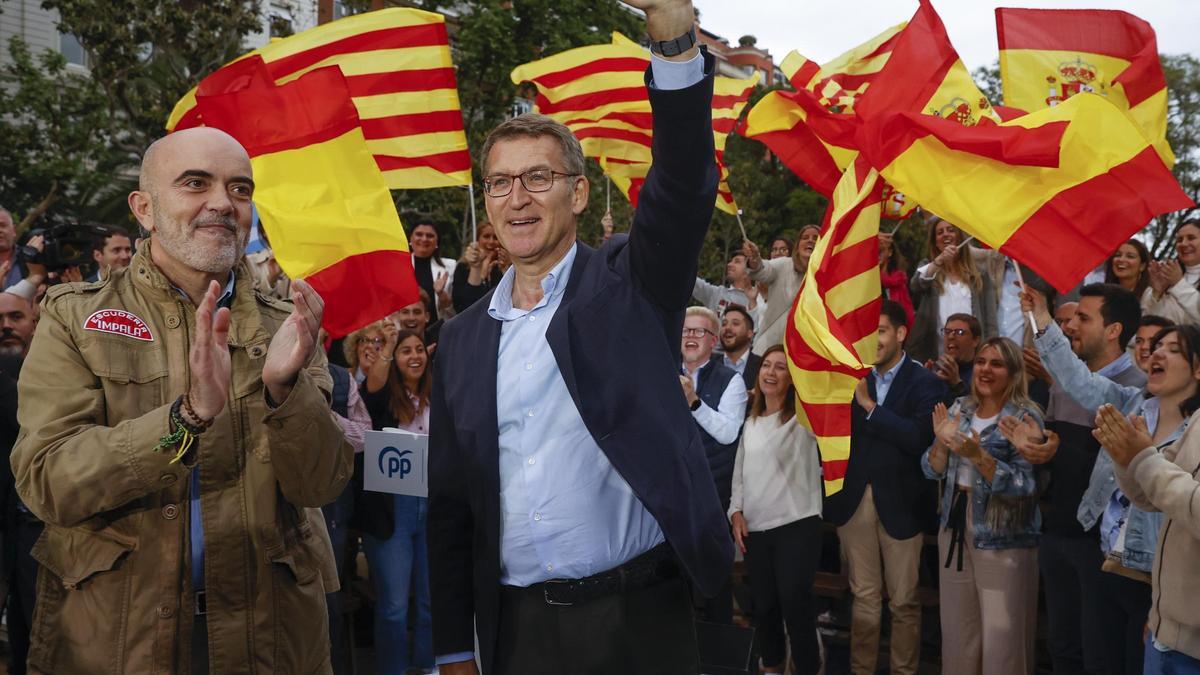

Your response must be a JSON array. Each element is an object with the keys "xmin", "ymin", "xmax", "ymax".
[
  {"xmin": 922, "ymin": 337, "xmax": 1041, "ymax": 675},
  {"xmin": 1021, "ymin": 296, "xmax": 1198, "ymax": 674}
]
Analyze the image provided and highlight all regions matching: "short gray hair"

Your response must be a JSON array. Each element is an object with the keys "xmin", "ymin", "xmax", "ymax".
[{"xmin": 480, "ymin": 113, "xmax": 586, "ymax": 177}]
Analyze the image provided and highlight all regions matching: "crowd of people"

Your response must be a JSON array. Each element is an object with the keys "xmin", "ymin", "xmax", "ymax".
[{"xmin": 0, "ymin": 1, "xmax": 1199, "ymax": 671}]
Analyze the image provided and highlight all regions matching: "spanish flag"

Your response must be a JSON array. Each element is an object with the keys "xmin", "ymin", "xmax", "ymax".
[
  {"xmin": 193, "ymin": 57, "xmax": 418, "ymax": 338},
  {"xmin": 996, "ymin": 8, "xmax": 1174, "ymax": 167},
  {"xmin": 510, "ymin": 33, "xmax": 755, "ymax": 214},
  {"xmin": 168, "ymin": 8, "xmax": 470, "ymax": 189},
  {"xmin": 786, "ymin": 154, "xmax": 882, "ymax": 495},
  {"xmin": 855, "ymin": 0, "xmax": 1194, "ymax": 293}
]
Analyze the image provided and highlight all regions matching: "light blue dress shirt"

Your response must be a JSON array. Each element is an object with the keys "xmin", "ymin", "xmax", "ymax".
[
  {"xmin": 489, "ymin": 243, "xmax": 663, "ymax": 586},
  {"xmin": 872, "ymin": 352, "xmax": 905, "ymax": 407}
]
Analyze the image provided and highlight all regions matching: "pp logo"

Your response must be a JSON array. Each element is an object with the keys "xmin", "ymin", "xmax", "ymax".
[{"xmin": 379, "ymin": 447, "xmax": 413, "ymax": 479}]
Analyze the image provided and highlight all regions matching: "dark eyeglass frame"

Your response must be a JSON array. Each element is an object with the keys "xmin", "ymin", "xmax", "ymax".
[
  {"xmin": 482, "ymin": 169, "xmax": 581, "ymax": 198},
  {"xmin": 682, "ymin": 327, "xmax": 716, "ymax": 338},
  {"xmin": 941, "ymin": 328, "xmax": 971, "ymax": 337}
]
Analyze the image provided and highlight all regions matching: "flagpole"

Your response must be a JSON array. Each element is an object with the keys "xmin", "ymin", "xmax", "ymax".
[
  {"xmin": 1011, "ymin": 259, "xmax": 1039, "ymax": 334},
  {"xmin": 735, "ymin": 209, "xmax": 749, "ymax": 242},
  {"xmin": 468, "ymin": 182, "xmax": 477, "ymax": 242},
  {"xmin": 606, "ymin": 176, "xmax": 611, "ymax": 213},
  {"xmin": 889, "ymin": 221, "xmax": 903, "ymax": 235}
]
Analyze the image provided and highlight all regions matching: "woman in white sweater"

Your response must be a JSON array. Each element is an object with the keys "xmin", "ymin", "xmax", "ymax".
[
  {"xmin": 1143, "ymin": 220, "xmax": 1200, "ymax": 326},
  {"xmin": 729, "ymin": 344, "xmax": 824, "ymax": 675}
]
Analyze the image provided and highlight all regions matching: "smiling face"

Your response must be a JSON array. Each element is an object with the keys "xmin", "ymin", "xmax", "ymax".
[
  {"xmin": 720, "ymin": 310, "xmax": 753, "ymax": 353},
  {"xmin": 1177, "ymin": 223, "xmax": 1200, "ymax": 267},
  {"xmin": 934, "ymin": 219, "xmax": 960, "ymax": 254},
  {"xmin": 794, "ymin": 226, "xmax": 819, "ymax": 268},
  {"xmin": 477, "ymin": 223, "xmax": 501, "ymax": 253},
  {"xmin": 394, "ymin": 334, "xmax": 429, "ymax": 385},
  {"xmin": 355, "ymin": 328, "xmax": 383, "ymax": 369},
  {"xmin": 483, "ymin": 135, "xmax": 587, "ymax": 270},
  {"xmin": 757, "ymin": 350, "xmax": 790, "ymax": 399},
  {"xmin": 681, "ymin": 313, "xmax": 718, "ymax": 367},
  {"xmin": 1134, "ymin": 324, "xmax": 1166, "ymax": 372},
  {"xmin": 972, "ymin": 344, "xmax": 1012, "ymax": 401},
  {"xmin": 394, "ymin": 301, "xmax": 429, "ymax": 334},
  {"xmin": 130, "ymin": 128, "xmax": 253, "ymax": 274},
  {"xmin": 1109, "ymin": 243, "xmax": 1145, "ymax": 283},
  {"xmin": 410, "ymin": 223, "xmax": 438, "ymax": 259}
]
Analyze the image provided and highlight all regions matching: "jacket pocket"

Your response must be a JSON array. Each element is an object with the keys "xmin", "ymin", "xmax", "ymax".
[
  {"xmin": 31, "ymin": 525, "xmax": 136, "ymax": 589},
  {"xmin": 80, "ymin": 338, "xmax": 170, "ymax": 421}
]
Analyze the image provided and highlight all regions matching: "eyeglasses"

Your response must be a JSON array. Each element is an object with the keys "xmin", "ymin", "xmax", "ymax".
[
  {"xmin": 942, "ymin": 328, "xmax": 970, "ymax": 337},
  {"xmin": 482, "ymin": 169, "xmax": 581, "ymax": 198},
  {"xmin": 683, "ymin": 328, "xmax": 715, "ymax": 338},
  {"xmin": 362, "ymin": 338, "xmax": 385, "ymax": 346}
]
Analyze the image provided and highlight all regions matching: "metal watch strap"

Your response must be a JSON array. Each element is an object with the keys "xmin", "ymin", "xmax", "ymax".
[{"xmin": 649, "ymin": 26, "xmax": 697, "ymax": 57}]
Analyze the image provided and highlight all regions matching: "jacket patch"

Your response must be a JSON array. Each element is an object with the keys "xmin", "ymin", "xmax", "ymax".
[{"xmin": 83, "ymin": 309, "xmax": 154, "ymax": 342}]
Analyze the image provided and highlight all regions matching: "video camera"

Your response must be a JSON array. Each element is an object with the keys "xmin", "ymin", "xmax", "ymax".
[{"xmin": 20, "ymin": 220, "xmax": 112, "ymax": 273}]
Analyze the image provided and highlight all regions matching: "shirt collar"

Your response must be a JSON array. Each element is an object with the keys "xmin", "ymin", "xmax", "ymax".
[
  {"xmin": 171, "ymin": 273, "xmax": 236, "ymax": 309},
  {"xmin": 1096, "ymin": 352, "xmax": 1135, "ymax": 379},
  {"xmin": 872, "ymin": 352, "xmax": 905, "ymax": 383},
  {"xmin": 488, "ymin": 242, "xmax": 578, "ymax": 322},
  {"xmin": 724, "ymin": 351, "xmax": 747, "ymax": 368}
]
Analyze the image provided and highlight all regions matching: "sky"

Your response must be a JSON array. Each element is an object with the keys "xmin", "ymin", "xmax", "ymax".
[{"xmin": 695, "ymin": 0, "xmax": 1199, "ymax": 73}]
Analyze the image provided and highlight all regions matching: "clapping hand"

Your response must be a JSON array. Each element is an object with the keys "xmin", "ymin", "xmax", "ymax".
[
  {"xmin": 1093, "ymin": 404, "xmax": 1154, "ymax": 468},
  {"xmin": 1148, "ymin": 260, "xmax": 1183, "ymax": 296},
  {"xmin": 999, "ymin": 414, "xmax": 1057, "ymax": 464},
  {"xmin": 932, "ymin": 402, "xmax": 963, "ymax": 450},
  {"xmin": 262, "ymin": 279, "xmax": 325, "ymax": 405}
]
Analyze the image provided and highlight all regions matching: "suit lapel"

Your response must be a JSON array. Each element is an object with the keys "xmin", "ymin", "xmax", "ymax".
[
  {"xmin": 546, "ymin": 241, "xmax": 593, "ymax": 411},
  {"xmin": 881, "ymin": 358, "xmax": 915, "ymax": 410}
]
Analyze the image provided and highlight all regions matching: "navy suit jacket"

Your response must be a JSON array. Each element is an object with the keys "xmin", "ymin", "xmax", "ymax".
[
  {"xmin": 427, "ymin": 55, "xmax": 731, "ymax": 673},
  {"xmin": 823, "ymin": 357, "xmax": 945, "ymax": 540}
]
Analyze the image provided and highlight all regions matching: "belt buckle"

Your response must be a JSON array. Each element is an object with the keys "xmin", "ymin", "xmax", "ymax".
[
  {"xmin": 195, "ymin": 589, "xmax": 207, "ymax": 616},
  {"xmin": 542, "ymin": 579, "xmax": 574, "ymax": 607}
]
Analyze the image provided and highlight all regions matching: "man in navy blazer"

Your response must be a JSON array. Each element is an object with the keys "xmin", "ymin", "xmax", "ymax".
[
  {"xmin": 823, "ymin": 299, "xmax": 945, "ymax": 675},
  {"xmin": 427, "ymin": 3, "xmax": 732, "ymax": 673}
]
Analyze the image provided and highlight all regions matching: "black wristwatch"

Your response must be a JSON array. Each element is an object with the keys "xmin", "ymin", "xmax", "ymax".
[
  {"xmin": 689, "ymin": 397, "xmax": 702, "ymax": 412},
  {"xmin": 649, "ymin": 27, "xmax": 698, "ymax": 58}
]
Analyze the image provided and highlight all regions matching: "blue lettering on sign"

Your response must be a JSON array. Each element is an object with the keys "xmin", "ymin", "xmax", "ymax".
[{"xmin": 379, "ymin": 446, "xmax": 414, "ymax": 479}]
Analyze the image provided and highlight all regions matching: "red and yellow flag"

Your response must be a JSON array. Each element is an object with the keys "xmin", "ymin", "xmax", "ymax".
[
  {"xmin": 510, "ymin": 33, "xmax": 755, "ymax": 214},
  {"xmin": 996, "ymin": 8, "xmax": 1173, "ymax": 167},
  {"xmin": 192, "ymin": 57, "xmax": 418, "ymax": 338},
  {"xmin": 786, "ymin": 155, "xmax": 882, "ymax": 495},
  {"xmin": 168, "ymin": 8, "xmax": 470, "ymax": 189},
  {"xmin": 855, "ymin": 0, "xmax": 1194, "ymax": 293}
]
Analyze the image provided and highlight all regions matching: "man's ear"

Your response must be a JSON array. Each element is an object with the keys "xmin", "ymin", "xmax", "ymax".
[
  {"xmin": 128, "ymin": 191, "xmax": 155, "ymax": 233},
  {"xmin": 897, "ymin": 324, "xmax": 909, "ymax": 344}
]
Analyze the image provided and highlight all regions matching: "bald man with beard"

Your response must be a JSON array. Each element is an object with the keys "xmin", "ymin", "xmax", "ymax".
[{"xmin": 11, "ymin": 128, "xmax": 352, "ymax": 674}]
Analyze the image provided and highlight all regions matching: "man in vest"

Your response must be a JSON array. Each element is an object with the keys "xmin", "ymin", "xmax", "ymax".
[{"xmin": 680, "ymin": 305, "xmax": 747, "ymax": 624}]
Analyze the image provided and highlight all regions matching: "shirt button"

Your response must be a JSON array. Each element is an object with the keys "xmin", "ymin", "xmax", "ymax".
[
  {"xmin": 534, "ymin": 512, "xmax": 542, "ymax": 521},
  {"xmin": 525, "ymin": 362, "xmax": 533, "ymax": 371},
  {"xmin": 157, "ymin": 605, "xmax": 174, "ymax": 619},
  {"xmin": 546, "ymin": 564, "xmax": 554, "ymax": 572},
  {"xmin": 528, "ymin": 315, "xmax": 536, "ymax": 322},
  {"xmin": 527, "ymin": 457, "xmax": 535, "ymax": 465},
  {"xmin": 166, "ymin": 315, "xmax": 180, "ymax": 329},
  {"xmin": 527, "ymin": 409, "xmax": 535, "ymax": 417},
  {"xmin": 159, "ymin": 473, "xmax": 178, "ymax": 485},
  {"xmin": 161, "ymin": 504, "xmax": 179, "ymax": 520}
]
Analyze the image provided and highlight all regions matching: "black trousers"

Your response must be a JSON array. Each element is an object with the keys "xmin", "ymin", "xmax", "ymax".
[
  {"xmin": 4, "ymin": 514, "xmax": 43, "ymax": 675},
  {"xmin": 1040, "ymin": 532, "xmax": 1108, "ymax": 675},
  {"xmin": 1094, "ymin": 569, "xmax": 1153, "ymax": 675},
  {"xmin": 494, "ymin": 576, "xmax": 699, "ymax": 675},
  {"xmin": 744, "ymin": 516, "xmax": 822, "ymax": 675}
]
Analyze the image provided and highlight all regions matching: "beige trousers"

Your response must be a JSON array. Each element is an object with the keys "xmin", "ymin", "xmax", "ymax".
[
  {"xmin": 937, "ymin": 518, "xmax": 1039, "ymax": 675},
  {"xmin": 836, "ymin": 485, "xmax": 924, "ymax": 675}
]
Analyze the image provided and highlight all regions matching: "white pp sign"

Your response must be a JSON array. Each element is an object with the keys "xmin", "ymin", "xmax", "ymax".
[{"xmin": 363, "ymin": 429, "xmax": 428, "ymax": 497}]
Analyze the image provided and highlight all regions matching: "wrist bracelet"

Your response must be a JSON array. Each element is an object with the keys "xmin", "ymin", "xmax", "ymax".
[{"xmin": 181, "ymin": 394, "xmax": 214, "ymax": 431}]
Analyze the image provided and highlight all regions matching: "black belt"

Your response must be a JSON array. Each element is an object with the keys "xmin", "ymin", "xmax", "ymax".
[
  {"xmin": 507, "ymin": 543, "xmax": 680, "ymax": 608},
  {"xmin": 195, "ymin": 589, "xmax": 207, "ymax": 616}
]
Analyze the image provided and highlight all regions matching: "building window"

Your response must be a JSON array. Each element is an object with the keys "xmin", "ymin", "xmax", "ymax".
[
  {"xmin": 59, "ymin": 32, "xmax": 88, "ymax": 68},
  {"xmin": 333, "ymin": 0, "xmax": 364, "ymax": 19},
  {"xmin": 511, "ymin": 98, "xmax": 534, "ymax": 118},
  {"xmin": 270, "ymin": 6, "xmax": 295, "ymax": 37}
]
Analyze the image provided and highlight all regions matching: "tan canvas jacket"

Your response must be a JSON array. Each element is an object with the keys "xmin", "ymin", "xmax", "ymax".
[{"xmin": 11, "ymin": 242, "xmax": 352, "ymax": 674}]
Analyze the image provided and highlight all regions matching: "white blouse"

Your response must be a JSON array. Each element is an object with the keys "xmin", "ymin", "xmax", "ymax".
[{"xmin": 729, "ymin": 411, "xmax": 823, "ymax": 532}]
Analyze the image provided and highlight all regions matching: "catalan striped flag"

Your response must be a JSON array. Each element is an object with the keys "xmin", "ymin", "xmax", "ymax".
[
  {"xmin": 193, "ymin": 57, "xmax": 418, "ymax": 338},
  {"xmin": 996, "ymin": 8, "xmax": 1174, "ymax": 167},
  {"xmin": 854, "ymin": 0, "xmax": 1194, "ymax": 292},
  {"xmin": 786, "ymin": 154, "xmax": 882, "ymax": 495},
  {"xmin": 168, "ymin": 8, "xmax": 470, "ymax": 189},
  {"xmin": 510, "ymin": 33, "xmax": 755, "ymax": 214}
]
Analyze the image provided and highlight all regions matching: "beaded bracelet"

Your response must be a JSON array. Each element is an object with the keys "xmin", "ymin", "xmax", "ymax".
[
  {"xmin": 181, "ymin": 394, "xmax": 214, "ymax": 431},
  {"xmin": 155, "ymin": 397, "xmax": 201, "ymax": 464}
]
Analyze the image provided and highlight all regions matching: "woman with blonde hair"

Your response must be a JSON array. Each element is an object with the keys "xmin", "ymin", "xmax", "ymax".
[
  {"xmin": 342, "ymin": 320, "xmax": 387, "ymax": 385},
  {"xmin": 909, "ymin": 217, "xmax": 996, "ymax": 363},
  {"xmin": 922, "ymin": 336, "xmax": 1041, "ymax": 675}
]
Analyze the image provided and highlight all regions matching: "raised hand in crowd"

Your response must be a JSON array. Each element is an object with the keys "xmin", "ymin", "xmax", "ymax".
[
  {"xmin": 877, "ymin": 231, "xmax": 894, "ymax": 267},
  {"xmin": 1019, "ymin": 286, "xmax": 1052, "ymax": 330},
  {"xmin": 730, "ymin": 510, "xmax": 749, "ymax": 554},
  {"xmin": 262, "ymin": 278, "xmax": 325, "ymax": 405},
  {"xmin": 932, "ymin": 240, "xmax": 958, "ymax": 268},
  {"xmin": 927, "ymin": 353, "xmax": 961, "ymax": 387},
  {"xmin": 1147, "ymin": 259, "xmax": 1184, "ymax": 298},
  {"xmin": 853, "ymin": 376, "xmax": 876, "ymax": 415},
  {"xmin": 999, "ymin": 413, "xmax": 1059, "ymax": 464},
  {"xmin": 433, "ymin": 269, "xmax": 451, "ymax": 309},
  {"xmin": 601, "ymin": 210, "xmax": 614, "ymax": 242},
  {"xmin": 742, "ymin": 239, "xmax": 763, "ymax": 271},
  {"xmin": 21, "ymin": 235, "xmax": 47, "ymax": 287},
  {"xmin": 1023, "ymin": 347, "xmax": 1053, "ymax": 385},
  {"xmin": 928, "ymin": 402, "xmax": 957, "ymax": 473},
  {"xmin": 1093, "ymin": 404, "xmax": 1154, "ymax": 468}
]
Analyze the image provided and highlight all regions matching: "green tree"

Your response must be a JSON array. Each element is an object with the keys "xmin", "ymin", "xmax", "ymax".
[
  {"xmin": 0, "ymin": 37, "xmax": 126, "ymax": 228},
  {"xmin": 1148, "ymin": 53, "xmax": 1200, "ymax": 258}
]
